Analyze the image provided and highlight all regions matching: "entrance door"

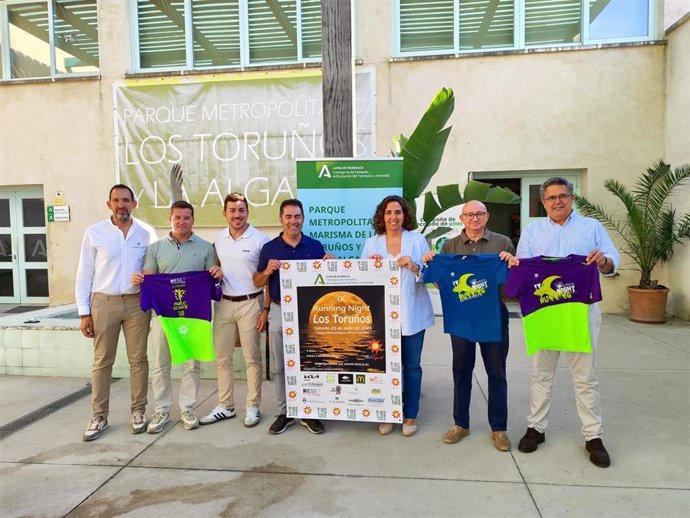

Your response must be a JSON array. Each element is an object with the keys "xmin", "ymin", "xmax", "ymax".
[
  {"xmin": 471, "ymin": 171, "xmax": 580, "ymax": 235},
  {"xmin": 0, "ymin": 190, "xmax": 49, "ymax": 304},
  {"xmin": 520, "ymin": 174, "xmax": 580, "ymax": 229}
]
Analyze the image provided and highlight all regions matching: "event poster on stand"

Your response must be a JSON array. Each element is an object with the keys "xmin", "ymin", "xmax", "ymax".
[
  {"xmin": 279, "ymin": 258, "xmax": 403, "ymax": 423},
  {"xmin": 297, "ymin": 158, "xmax": 403, "ymax": 258}
]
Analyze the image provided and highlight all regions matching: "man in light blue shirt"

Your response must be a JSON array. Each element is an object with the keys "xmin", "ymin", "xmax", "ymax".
[{"xmin": 514, "ymin": 177, "xmax": 619, "ymax": 468}]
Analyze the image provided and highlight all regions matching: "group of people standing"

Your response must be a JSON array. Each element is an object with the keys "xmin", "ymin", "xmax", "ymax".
[{"xmin": 76, "ymin": 176, "xmax": 618, "ymax": 469}]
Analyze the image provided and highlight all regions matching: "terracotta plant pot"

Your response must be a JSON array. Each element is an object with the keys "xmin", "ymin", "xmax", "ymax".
[{"xmin": 627, "ymin": 286, "xmax": 669, "ymax": 324}]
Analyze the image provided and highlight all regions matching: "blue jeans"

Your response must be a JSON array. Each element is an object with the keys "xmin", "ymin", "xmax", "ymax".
[
  {"xmin": 401, "ymin": 330, "xmax": 426, "ymax": 419},
  {"xmin": 450, "ymin": 304, "xmax": 509, "ymax": 431}
]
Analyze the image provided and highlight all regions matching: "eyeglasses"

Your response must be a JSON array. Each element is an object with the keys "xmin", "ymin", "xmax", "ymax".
[
  {"xmin": 543, "ymin": 193, "xmax": 572, "ymax": 203},
  {"xmin": 461, "ymin": 212, "xmax": 487, "ymax": 220}
]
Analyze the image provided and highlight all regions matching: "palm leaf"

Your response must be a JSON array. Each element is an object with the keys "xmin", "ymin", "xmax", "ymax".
[
  {"xmin": 577, "ymin": 160, "xmax": 690, "ymax": 287},
  {"xmin": 400, "ymin": 87, "xmax": 455, "ymax": 202}
]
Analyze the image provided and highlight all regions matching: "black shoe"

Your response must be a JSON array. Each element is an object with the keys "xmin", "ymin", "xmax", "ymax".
[
  {"xmin": 269, "ymin": 414, "xmax": 295, "ymax": 435},
  {"xmin": 518, "ymin": 427, "xmax": 545, "ymax": 453},
  {"xmin": 586, "ymin": 438, "xmax": 611, "ymax": 468},
  {"xmin": 300, "ymin": 419, "xmax": 325, "ymax": 435}
]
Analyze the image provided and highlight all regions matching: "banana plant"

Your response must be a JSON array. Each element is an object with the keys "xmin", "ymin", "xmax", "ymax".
[{"xmin": 392, "ymin": 87, "xmax": 520, "ymax": 234}]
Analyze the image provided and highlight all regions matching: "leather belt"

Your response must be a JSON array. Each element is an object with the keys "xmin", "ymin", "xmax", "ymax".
[{"xmin": 222, "ymin": 291, "xmax": 262, "ymax": 302}]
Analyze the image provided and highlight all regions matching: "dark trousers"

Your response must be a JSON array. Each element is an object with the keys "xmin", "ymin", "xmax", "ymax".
[{"xmin": 450, "ymin": 304, "xmax": 509, "ymax": 431}]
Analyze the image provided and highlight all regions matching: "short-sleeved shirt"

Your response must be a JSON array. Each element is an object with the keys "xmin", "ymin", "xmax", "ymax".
[
  {"xmin": 441, "ymin": 229, "xmax": 515, "ymax": 256},
  {"xmin": 424, "ymin": 254, "xmax": 508, "ymax": 343},
  {"xmin": 144, "ymin": 232, "xmax": 217, "ymax": 274},
  {"xmin": 140, "ymin": 271, "xmax": 222, "ymax": 363},
  {"xmin": 214, "ymin": 224, "xmax": 269, "ymax": 297},
  {"xmin": 504, "ymin": 255, "xmax": 602, "ymax": 355},
  {"xmin": 257, "ymin": 232, "xmax": 325, "ymax": 302}
]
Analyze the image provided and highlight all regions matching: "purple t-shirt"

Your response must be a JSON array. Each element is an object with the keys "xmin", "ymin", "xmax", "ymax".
[
  {"xmin": 504, "ymin": 255, "xmax": 602, "ymax": 354},
  {"xmin": 140, "ymin": 271, "xmax": 222, "ymax": 320}
]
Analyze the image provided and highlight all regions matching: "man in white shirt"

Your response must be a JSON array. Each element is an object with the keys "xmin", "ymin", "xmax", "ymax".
[
  {"xmin": 201, "ymin": 193, "xmax": 270, "ymax": 428},
  {"xmin": 75, "ymin": 184, "xmax": 158, "ymax": 441}
]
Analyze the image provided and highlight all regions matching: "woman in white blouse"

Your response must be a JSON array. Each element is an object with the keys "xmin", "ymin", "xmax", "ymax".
[{"xmin": 361, "ymin": 195, "xmax": 435, "ymax": 436}]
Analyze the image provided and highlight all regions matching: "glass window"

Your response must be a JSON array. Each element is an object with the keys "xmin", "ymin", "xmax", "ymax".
[
  {"xmin": 0, "ymin": 199, "xmax": 9, "ymax": 227},
  {"xmin": 26, "ymin": 268, "xmax": 49, "ymax": 297},
  {"xmin": 395, "ymin": 0, "xmax": 654, "ymax": 57},
  {"xmin": 22, "ymin": 198, "xmax": 45, "ymax": 227},
  {"xmin": 24, "ymin": 234, "xmax": 47, "ymax": 262},
  {"xmin": 458, "ymin": 0, "xmax": 513, "ymax": 50},
  {"xmin": 300, "ymin": 0, "xmax": 321, "ymax": 59},
  {"xmin": 135, "ymin": 0, "xmax": 321, "ymax": 70},
  {"xmin": 0, "ymin": 270, "xmax": 14, "ymax": 296},
  {"xmin": 8, "ymin": 2, "xmax": 52, "ymax": 79},
  {"xmin": 2, "ymin": 0, "xmax": 99, "ymax": 80},
  {"xmin": 137, "ymin": 0, "xmax": 186, "ymax": 69},
  {"xmin": 400, "ymin": 0, "xmax": 454, "ymax": 53},
  {"xmin": 589, "ymin": 0, "xmax": 649, "ymax": 40},
  {"xmin": 0, "ymin": 234, "xmax": 12, "ymax": 261},
  {"xmin": 525, "ymin": 0, "xmax": 582, "ymax": 46},
  {"xmin": 52, "ymin": 0, "xmax": 100, "ymax": 74},
  {"xmin": 192, "ymin": 0, "xmax": 241, "ymax": 67},
  {"xmin": 248, "ymin": 0, "xmax": 297, "ymax": 64}
]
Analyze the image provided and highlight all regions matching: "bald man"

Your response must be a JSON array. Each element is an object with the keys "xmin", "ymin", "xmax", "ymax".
[{"xmin": 423, "ymin": 200, "xmax": 515, "ymax": 451}]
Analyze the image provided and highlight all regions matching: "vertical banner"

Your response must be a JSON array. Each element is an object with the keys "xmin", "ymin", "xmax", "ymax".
[
  {"xmin": 113, "ymin": 69, "xmax": 376, "ymax": 226},
  {"xmin": 279, "ymin": 258, "xmax": 403, "ymax": 423},
  {"xmin": 297, "ymin": 158, "xmax": 403, "ymax": 258}
]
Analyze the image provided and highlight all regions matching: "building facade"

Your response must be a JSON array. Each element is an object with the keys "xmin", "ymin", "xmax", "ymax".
[{"xmin": 1, "ymin": 0, "xmax": 688, "ymax": 317}]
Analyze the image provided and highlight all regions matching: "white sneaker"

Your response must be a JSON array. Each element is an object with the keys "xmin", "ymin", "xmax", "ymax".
[
  {"xmin": 181, "ymin": 411, "xmax": 199, "ymax": 430},
  {"xmin": 83, "ymin": 416, "xmax": 107, "ymax": 441},
  {"xmin": 147, "ymin": 411, "xmax": 169, "ymax": 434},
  {"xmin": 200, "ymin": 406, "xmax": 236, "ymax": 425},
  {"xmin": 130, "ymin": 411, "xmax": 147, "ymax": 434},
  {"xmin": 244, "ymin": 405, "xmax": 260, "ymax": 428}
]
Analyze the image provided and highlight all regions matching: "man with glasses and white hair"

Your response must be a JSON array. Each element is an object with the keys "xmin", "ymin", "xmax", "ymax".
[
  {"xmin": 511, "ymin": 177, "xmax": 619, "ymax": 468},
  {"xmin": 423, "ymin": 200, "xmax": 515, "ymax": 451},
  {"xmin": 201, "ymin": 193, "xmax": 269, "ymax": 428}
]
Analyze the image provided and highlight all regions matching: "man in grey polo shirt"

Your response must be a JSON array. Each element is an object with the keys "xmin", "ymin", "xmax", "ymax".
[
  {"xmin": 132, "ymin": 200, "xmax": 222, "ymax": 433},
  {"xmin": 201, "ymin": 193, "xmax": 269, "ymax": 428},
  {"xmin": 423, "ymin": 200, "xmax": 515, "ymax": 451}
]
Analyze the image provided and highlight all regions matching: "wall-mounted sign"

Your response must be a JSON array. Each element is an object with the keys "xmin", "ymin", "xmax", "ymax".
[{"xmin": 47, "ymin": 205, "xmax": 70, "ymax": 222}]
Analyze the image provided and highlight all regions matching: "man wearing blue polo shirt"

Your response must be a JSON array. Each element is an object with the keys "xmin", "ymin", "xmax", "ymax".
[{"xmin": 253, "ymin": 198, "xmax": 332, "ymax": 435}]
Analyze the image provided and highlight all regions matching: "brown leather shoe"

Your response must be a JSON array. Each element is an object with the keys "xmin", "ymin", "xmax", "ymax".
[
  {"xmin": 491, "ymin": 431, "xmax": 511, "ymax": 451},
  {"xmin": 442, "ymin": 425, "xmax": 470, "ymax": 444},
  {"xmin": 586, "ymin": 438, "xmax": 611, "ymax": 468},
  {"xmin": 518, "ymin": 427, "xmax": 545, "ymax": 453}
]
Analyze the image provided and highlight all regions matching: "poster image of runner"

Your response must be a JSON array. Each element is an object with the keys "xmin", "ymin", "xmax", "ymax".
[
  {"xmin": 297, "ymin": 285, "xmax": 386, "ymax": 372},
  {"xmin": 279, "ymin": 258, "xmax": 403, "ymax": 423}
]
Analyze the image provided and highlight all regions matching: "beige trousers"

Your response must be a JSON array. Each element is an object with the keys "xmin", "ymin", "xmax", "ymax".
[
  {"xmin": 150, "ymin": 316, "xmax": 200, "ymax": 414},
  {"xmin": 212, "ymin": 296, "xmax": 263, "ymax": 409},
  {"xmin": 527, "ymin": 304, "xmax": 603, "ymax": 440},
  {"xmin": 90, "ymin": 293, "xmax": 150, "ymax": 418}
]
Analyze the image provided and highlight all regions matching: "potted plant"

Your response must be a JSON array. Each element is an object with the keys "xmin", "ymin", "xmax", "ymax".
[{"xmin": 575, "ymin": 160, "xmax": 690, "ymax": 323}]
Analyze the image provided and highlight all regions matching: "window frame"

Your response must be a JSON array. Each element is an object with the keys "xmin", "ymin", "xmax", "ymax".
[
  {"xmin": 131, "ymin": 0, "xmax": 324, "ymax": 73},
  {"xmin": 0, "ymin": 0, "xmax": 100, "ymax": 81},
  {"xmin": 392, "ymin": 0, "xmax": 659, "ymax": 58}
]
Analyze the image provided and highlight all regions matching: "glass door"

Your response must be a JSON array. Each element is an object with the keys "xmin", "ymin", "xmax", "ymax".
[{"xmin": 0, "ymin": 190, "xmax": 48, "ymax": 304}]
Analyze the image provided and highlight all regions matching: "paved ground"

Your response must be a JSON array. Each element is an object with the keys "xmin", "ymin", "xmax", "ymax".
[{"xmin": 0, "ymin": 314, "xmax": 688, "ymax": 517}]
